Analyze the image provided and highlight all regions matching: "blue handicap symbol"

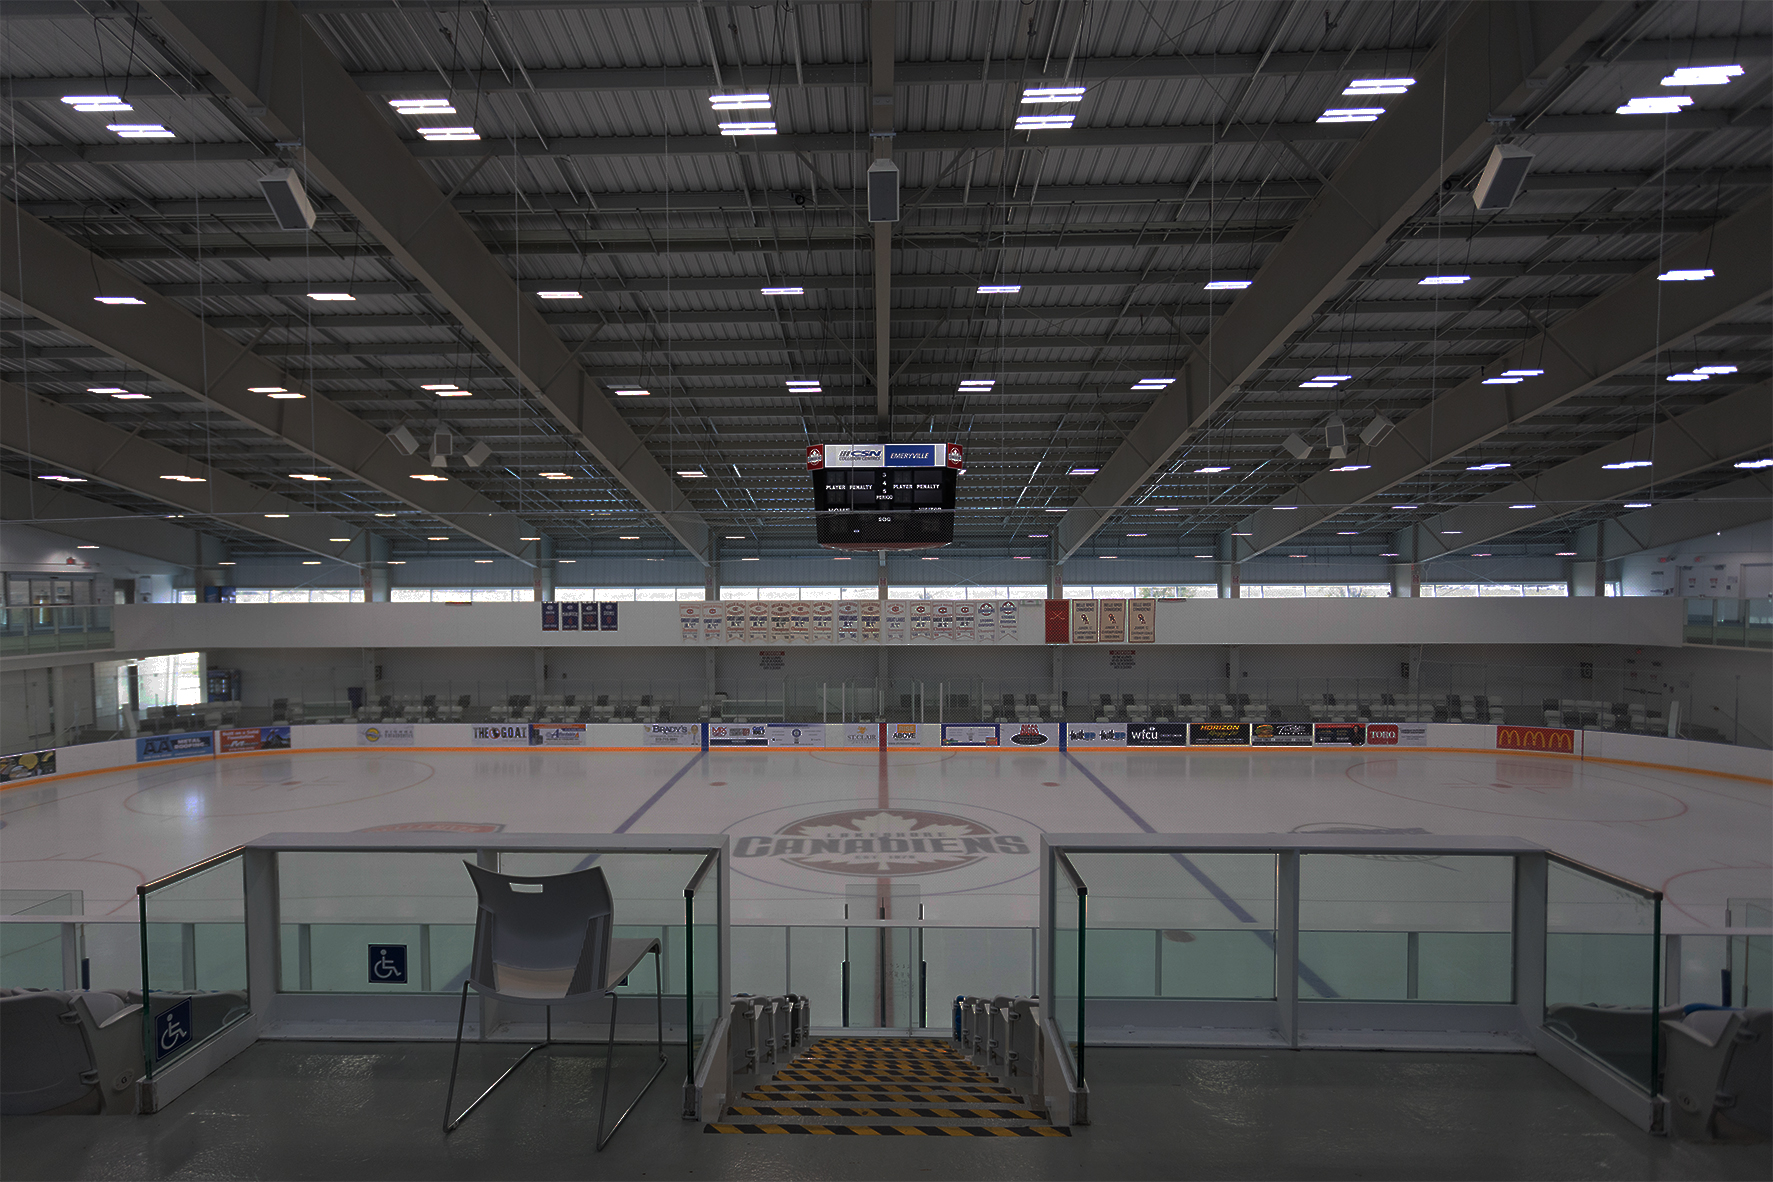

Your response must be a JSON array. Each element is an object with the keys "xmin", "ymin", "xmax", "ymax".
[
  {"xmin": 154, "ymin": 997, "xmax": 193, "ymax": 1061},
  {"xmin": 368, "ymin": 944, "xmax": 409, "ymax": 985}
]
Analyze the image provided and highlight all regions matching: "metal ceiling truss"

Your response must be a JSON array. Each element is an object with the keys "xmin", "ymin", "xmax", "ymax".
[
  {"xmin": 0, "ymin": 469, "xmax": 220, "ymax": 569},
  {"xmin": 1573, "ymin": 473, "xmax": 1773, "ymax": 561}
]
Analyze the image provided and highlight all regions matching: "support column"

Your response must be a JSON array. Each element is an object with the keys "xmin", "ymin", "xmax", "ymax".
[
  {"xmin": 195, "ymin": 534, "xmax": 229, "ymax": 598},
  {"xmin": 1216, "ymin": 561, "xmax": 1240, "ymax": 599},
  {"xmin": 706, "ymin": 537, "xmax": 720, "ymax": 602},
  {"xmin": 1051, "ymin": 645, "xmax": 1065, "ymax": 717},
  {"xmin": 1390, "ymin": 562, "xmax": 1420, "ymax": 597},
  {"xmin": 533, "ymin": 537, "xmax": 556, "ymax": 602},
  {"xmin": 877, "ymin": 552, "xmax": 889, "ymax": 600},
  {"xmin": 705, "ymin": 646, "xmax": 718, "ymax": 720},
  {"xmin": 533, "ymin": 647, "xmax": 546, "ymax": 703},
  {"xmin": 1047, "ymin": 555, "xmax": 1064, "ymax": 600},
  {"xmin": 364, "ymin": 533, "xmax": 391, "ymax": 602},
  {"xmin": 1226, "ymin": 645, "xmax": 1241, "ymax": 690},
  {"xmin": 362, "ymin": 648, "xmax": 378, "ymax": 707}
]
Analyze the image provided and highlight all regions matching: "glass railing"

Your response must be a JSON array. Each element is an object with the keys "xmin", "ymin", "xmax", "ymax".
[
  {"xmin": 1052, "ymin": 851, "xmax": 1086, "ymax": 1083},
  {"xmin": 0, "ymin": 604, "xmax": 115, "ymax": 655},
  {"xmin": 1544, "ymin": 855, "xmax": 1663, "ymax": 1092},
  {"xmin": 685, "ymin": 851, "xmax": 720, "ymax": 1067},
  {"xmin": 1684, "ymin": 596, "xmax": 1772, "ymax": 649},
  {"xmin": 137, "ymin": 848, "xmax": 250, "ymax": 1081}
]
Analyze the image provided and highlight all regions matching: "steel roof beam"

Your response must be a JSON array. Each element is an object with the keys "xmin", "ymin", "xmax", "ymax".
[
  {"xmin": 0, "ymin": 197, "xmax": 541, "ymax": 560},
  {"xmin": 1575, "ymin": 474, "xmax": 1773, "ymax": 561},
  {"xmin": 1394, "ymin": 381, "xmax": 1773, "ymax": 562},
  {"xmin": 0, "ymin": 378, "xmax": 378, "ymax": 562},
  {"xmin": 10, "ymin": 36, "xmax": 1761, "ymax": 96},
  {"xmin": 1221, "ymin": 193, "xmax": 1773, "ymax": 562},
  {"xmin": 0, "ymin": 470, "xmax": 215, "ymax": 568},
  {"xmin": 142, "ymin": 0, "xmax": 709, "ymax": 563},
  {"xmin": 1052, "ymin": 0, "xmax": 1631, "ymax": 561}
]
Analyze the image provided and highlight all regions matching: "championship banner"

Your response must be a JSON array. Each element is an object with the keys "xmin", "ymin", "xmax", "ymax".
[
  {"xmin": 885, "ymin": 722, "xmax": 921, "ymax": 747},
  {"xmin": 1002, "ymin": 722, "xmax": 1059, "ymax": 747},
  {"xmin": 644, "ymin": 722, "xmax": 702, "ymax": 747},
  {"xmin": 218, "ymin": 726, "xmax": 291, "ymax": 753},
  {"xmin": 1365, "ymin": 723, "xmax": 1426, "ymax": 747},
  {"xmin": 561, "ymin": 601, "xmax": 581, "ymax": 631},
  {"xmin": 137, "ymin": 731, "xmax": 215, "ymax": 762},
  {"xmin": 1, "ymin": 749, "xmax": 56, "ymax": 781},
  {"xmin": 1252, "ymin": 722, "xmax": 1312, "ymax": 747},
  {"xmin": 941, "ymin": 724, "xmax": 999, "ymax": 747},
  {"xmin": 1189, "ymin": 723, "xmax": 1250, "ymax": 747},
  {"xmin": 1128, "ymin": 599, "xmax": 1157, "ymax": 644},
  {"xmin": 1044, "ymin": 599, "xmax": 1069, "ymax": 644},
  {"xmin": 708, "ymin": 723, "xmax": 768, "ymax": 747},
  {"xmin": 541, "ymin": 602, "xmax": 559, "ymax": 631},
  {"xmin": 1496, "ymin": 725, "xmax": 1577, "ymax": 754},
  {"xmin": 768, "ymin": 723, "xmax": 826, "ymax": 747},
  {"xmin": 1098, "ymin": 598, "xmax": 1126, "ymax": 643},
  {"xmin": 838, "ymin": 723, "xmax": 880, "ymax": 747},
  {"xmin": 472, "ymin": 723, "xmax": 531, "ymax": 746},
  {"xmin": 1066, "ymin": 724, "xmax": 1127, "ymax": 747},
  {"xmin": 1069, "ymin": 599, "xmax": 1099, "ymax": 644},
  {"xmin": 599, "ymin": 603, "xmax": 618, "ymax": 631},
  {"xmin": 358, "ymin": 723, "xmax": 414, "ymax": 746},
  {"xmin": 530, "ymin": 723, "xmax": 585, "ymax": 747},
  {"xmin": 1127, "ymin": 722, "xmax": 1190, "ymax": 747},
  {"xmin": 1313, "ymin": 723, "xmax": 1367, "ymax": 747}
]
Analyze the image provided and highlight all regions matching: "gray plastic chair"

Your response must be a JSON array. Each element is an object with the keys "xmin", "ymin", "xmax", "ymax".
[
  {"xmin": 1662, "ymin": 1008, "xmax": 1771, "ymax": 1141},
  {"xmin": 0, "ymin": 989, "xmax": 141, "ymax": 1115},
  {"xmin": 444, "ymin": 863, "xmax": 664, "ymax": 1150}
]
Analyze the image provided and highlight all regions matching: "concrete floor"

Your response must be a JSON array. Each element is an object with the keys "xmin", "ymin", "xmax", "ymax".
[{"xmin": 4, "ymin": 1041, "xmax": 1767, "ymax": 1180}]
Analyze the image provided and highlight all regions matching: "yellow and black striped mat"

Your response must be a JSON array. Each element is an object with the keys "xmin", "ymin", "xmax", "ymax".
[{"xmin": 706, "ymin": 1036, "xmax": 1069, "ymax": 1138}]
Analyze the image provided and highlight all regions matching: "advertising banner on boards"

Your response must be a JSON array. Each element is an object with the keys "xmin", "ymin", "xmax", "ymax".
[
  {"xmin": 1, "ymin": 749, "xmax": 56, "ymax": 781},
  {"xmin": 357, "ymin": 723, "xmax": 414, "ymax": 747},
  {"xmin": 644, "ymin": 723, "xmax": 701, "ymax": 747},
  {"xmin": 472, "ymin": 723, "xmax": 531, "ymax": 747},
  {"xmin": 941, "ymin": 724, "xmax": 1000, "ymax": 747},
  {"xmin": 1252, "ymin": 722, "xmax": 1313, "ymax": 747},
  {"xmin": 1127, "ymin": 722, "xmax": 1190, "ymax": 747},
  {"xmin": 1189, "ymin": 723, "xmax": 1251, "ymax": 746},
  {"xmin": 218, "ymin": 726, "xmax": 292, "ymax": 753},
  {"xmin": 708, "ymin": 723, "xmax": 768, "ymax": 747},
  {"xmin": 1002, "ymin": 722, "xmax": 1059, "ymax": 747},
  {"xmin": 1066, "ymin": 724, "xmax": 1127, "ymax": 747},
  {"xmin": 838, "ymin": 723, "xmax": 881, "ymax": 748},
  {"xmin": 768, "ymin": 723, "xmax": 826, "ymax": 747},
  {"xmin": 137, "ymin": 731, "xmax": 215, "ymax": 762},
  {"xmin": 885, "ymin": 722, "xmax": 921, "ymax": 747},
  {"xmin": 530, "ymin": 724, "xmax": 586, "ymax": 747},
  {"xmin": 1365, "ymin": 723, "xmax": 1426, "ymax": 747},
  {"xmin": 1496, "ymin": 725, "xmax": 1577, "ymax": 754},
  {"xmin": 1313, "ymin": 723, "xmax": 1367, "ymax": 747}
]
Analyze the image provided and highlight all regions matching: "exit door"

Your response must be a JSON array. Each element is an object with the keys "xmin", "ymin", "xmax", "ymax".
[{"xmin": 842, "ymin": 926, "xmax": 926, "ymax": 1030}]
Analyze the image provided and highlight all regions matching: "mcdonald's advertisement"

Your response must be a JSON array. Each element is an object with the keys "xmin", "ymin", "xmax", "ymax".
[{"xmin": 1495, "ymin": 725, "xmax": 1577, "ymax": 754}]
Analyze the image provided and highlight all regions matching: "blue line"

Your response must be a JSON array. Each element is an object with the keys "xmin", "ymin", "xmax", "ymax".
[
  {"xmin": 1064, "ymin": 753, "xmax": 1340, "ymax": 999},
  {"xmin": 572, "ymin": 751, "xmax": 705, "ymax": 870}
]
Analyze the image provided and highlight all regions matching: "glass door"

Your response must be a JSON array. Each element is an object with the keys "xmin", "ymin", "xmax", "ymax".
[{"xmin": 842, "ymin": 927, "xmax": 924, "ymax": 1030}]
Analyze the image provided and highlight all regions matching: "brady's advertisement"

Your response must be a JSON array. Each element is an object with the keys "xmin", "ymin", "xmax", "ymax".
[{"xmin": 644, "ymin": 723, "xmax": 702, "ymax": 747}]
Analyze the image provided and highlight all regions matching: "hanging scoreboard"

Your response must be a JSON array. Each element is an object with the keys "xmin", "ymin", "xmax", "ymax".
[{"xmin": 807, "ymin": 443, "xmax": 962, "ymax": 551}]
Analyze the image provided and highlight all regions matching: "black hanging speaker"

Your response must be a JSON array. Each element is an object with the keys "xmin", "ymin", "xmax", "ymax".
[
  {"xmin": 867, "ymin": 159, "xmax": 900, "ymax": 223},
  {"xmin": 1472, "ymin": 145, "xmax": 1534, "ymax": 211},
  {"xmin": 258, "ymin": 167, "xmax": 317, "ymax": 231}
]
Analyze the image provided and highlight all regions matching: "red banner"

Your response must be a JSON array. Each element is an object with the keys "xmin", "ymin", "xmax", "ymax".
[
  {"xmin": 1496, "ymin": 725, "xmax": 1576, "ymax": 754},
  {"xmin": 1045, "ymin": 599, "xmax": 1070, "ymax": 644}
]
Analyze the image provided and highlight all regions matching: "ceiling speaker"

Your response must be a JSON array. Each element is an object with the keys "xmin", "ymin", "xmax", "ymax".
[
  {"xmin": 1472, "ymin": 145, "xmax": 1534, "ymax": 211},
  {"xmin": 387, "ymin": 424, "xmax": 419, "ymax": 455},
  {"xmin": 1282, "ymin": 433, "xmax": 1313, "ymax": 460},
  {"xmin": 1361, "ymin": 414, "xmax": 1394, "ymax": 446},
  {"xmin": 867, "ymin": 159, "xmax": 900, "ymax": 223},
  {"xmin": 258, "ymin": 168, "xmax": 317, "ymax": 231},
  {"xmin": 462, "ymin": 441, "xmax": 493, "ymax": 468}
]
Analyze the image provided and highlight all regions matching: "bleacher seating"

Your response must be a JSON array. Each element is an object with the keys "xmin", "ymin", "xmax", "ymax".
[{"xmin": 0, "ymin": 988, "xmax": 143, "ymax": 1115}]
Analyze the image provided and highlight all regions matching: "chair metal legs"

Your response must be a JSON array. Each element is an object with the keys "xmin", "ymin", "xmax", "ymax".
[
  {"xmin": 595, "ymin": 948, "xmax": 668, "ymax": 1151},
  {"xmin": 442, "ymin": 951, "xmax": 667, "ymax": 1151},
  {"xmin": 443, "ymin": 982, "xmax": 552, "ymax": 1133}
]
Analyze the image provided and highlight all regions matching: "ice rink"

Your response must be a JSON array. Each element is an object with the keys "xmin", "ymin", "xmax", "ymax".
[{"xmin": 2, "ymin": 747, "xmax": 1766, "ymax": 931}]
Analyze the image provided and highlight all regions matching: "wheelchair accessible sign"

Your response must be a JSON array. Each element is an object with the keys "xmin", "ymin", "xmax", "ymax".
[{"xmin": 368, "ymin": 944, "xmax": 409, "ymax": 985}]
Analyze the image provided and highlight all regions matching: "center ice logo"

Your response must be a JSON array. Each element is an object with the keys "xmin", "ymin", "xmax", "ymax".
[{"xmin": 733, "ymin": 808, "xmax": 1029, "ymax": 877}]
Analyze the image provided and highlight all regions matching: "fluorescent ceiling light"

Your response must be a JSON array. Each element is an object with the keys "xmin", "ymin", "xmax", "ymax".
[
  {"xmin": 329, "ymin": 537, "xmax": 351, "ymax": 542},
  {"xmin": 677, "ymin": 470, "xmax": 708, "ymax": 478},
  {"xmin": 1021, "ymin": 86, "xmax": 1087, "ymax": 103},
  {"xmin": 1694, "ymin": 365, "xmax": 1738, "ymax": 375},
  {"xmin": 160, "ymin": 474, "xmax": 206, "ymax": 483},
  {"xmin": 1330, "ymin": 464, "xmax": 1371, "ymax": 472},
  {"xmin": 436, "ymin": 389, "xmax": 471, "ymax": 397},
  {"xmin": 1154, "ymin": 507, "xmax": 1179, "ymax": 512},
  {"xmin": 1195, "ymin": 466, "xmax": 1230, "ymax": 474},
  {"xmin": 307, "ymin": 292, "xmax": 355, "ymax": 301},
  {"xmin": 718, "ymin": 121, "xmax": 777, "ymax": 135},
  {"xmin": 613, "ymin": 389, "xmax": 650, "ymax": 397},
  {"xmin": 1658, "ymin": 268, "xmax": 1713, "ymax": 281},
  {"xmin": 1472, "ymin": 553, "xmax": 1492, "ymax": 558},
  {"xmin": 77, "ymin": 545, "xmax": 100, "ymax": 549},
  {"xmin": 1419, "ymin": 275, "xmax": 1470, "ymax": 285},
  {"xmin": 1623, "ymin": 502, "xmax": 1652, "ymax": 509},
  {"xmin": 94, "ymin": 296, "xmax": 144, "ymax": 305},
  {"xmin": 1132, "ymin": 378, "xmax": 1174, "ymax": 389},
  {"xmin": 709, "ymin": 93, "xmax": 771, "ymax": 110},
  {"xmin": 1556, "ymin": 551, "xmax": 1578, "ymax": 556},
  {"xmin": 619, "ymin": 535, "xmax": 640, "ymax": 540},
  {"xmin": 1501, "ymin": 369, "xmax": 1544, "ymax": 377},
  {"xmin": 1287, "ymin": 554, "xmax": 1307, "ymax": 559},
  {"xmin": 1317, "ymin": 107, "xmax": 1384, "ymax": 123},
  {"xmin": 375, "ymin": 513, "xmax": 397, "ymax": 517},
  {"xmin": 474, "ymin": 559, "xmax": 494, "ymax": 564},
  {"xmin": 1100, "ymin": 556, "xmax": 1118, "ymax": 560},
  {"xmin": 1232, "ymin": 531, "xmax": 1252, "ymax": 536},
  {"xmin": 1015, "ymin": 114, "xmax": 1076, "ymax": 130},
  {"xmin": 538, "ymin": 472, "xmax": 572, "ymax": 480},
  {"xmin": 1510, "ymin": 504, "xmax": 1536, "ymax": 510},
  {"xmin": 38, "ymin": 474, "xmax": 86, "ymax": 482},
  {"xmin": 108, "ymin": 123, "xmax": 174, "ymax": 138},
  {"xmin": 1733, "ymin": 457, "xmax": 1773, "ymax": 469},
  {"xmin": 264, "ymin": 513, "xmax": 289, "ymax": 518},
  {"xmin": 87, "ymin": 386, "xmax": 127, "ymax": 394},
  {"xmin": 1203, "ymin": 280, "xmax": 1251, "ymax": 291},
  {"xmin": 977, "ymin": 284, "xmax": 1021, "ymax": 294},
  {"xmin": 740, "ymin": 556, "xmax": 759, "ymax": 561},
  {"xmin": 1299, "ymin": 380, "xmax": 1338, "ymax": 388},
  {"xmin": 250, "ymin": 386, "xmax": 287, "ymax": 393},
  {"xmin": 1273, "ymin": 506, "xmax": 1298, "ymax": 511},
  {"xmin": 410, "ymin": 473, "xmax": 448, "ymax": 481},
  {"xmin": 421, "ymin": 383, "xmax": 459, "ymax": 391},
  {"xmin": 1392, "ymin": 506, "xmax": 1418, "ymax": 511},
  {"xmin": 426, "ymin": 536, "xmax": 449, "ymax": 541},
  {"xmin": 1617, "ymin": 95, "xmax": 1693, "ymax": 115},
  {"xmin": 1029, "ymin": 533, "xmax": 1049, "ymax": 538},
  {"xmin": 536, "ymin": 291, "xmax": 582, "ymax": 299},
  {"xmin": 1380, "ymin": 552, "xmax": 1399, "ymax": 557},
  {"xmin": 1466, "ymin": 462, "xmax": 1511, "ymax": 471},
  {"xmin": 1315, "ymin": 375, "xmax": 1352, "ymax": 382},
  {"xmin": 390, "ymin": 98, "xmax": 455, "ymax": 113},
  {"xmin": 1440, "ymin": 530, "xmax": 1462, "ymax": 535},
  {"xmin": 290, "ymin": 473, "xmax": 331, "ymax": 481},
  {"xmin": 1601, "ymin": 460, "xmax": 1653, "ymax": 470},
  {"xmin": 761, "ymin": 286, "xmax": 804, "ymax": 295},
  {"xmin": 1667, "ymin": 373, "xmax": 1710, "ymax": 381},
  {"xmin": 1193, "ymin": 554, "xmax": 1213, "ymax": 559},
  {"xmin": 1662, "ymin": 65, "xmax": 1743, "ymax": 87},
  {"xmin": 1068, "ymin": 467, "xmax": 1099, "ymax": 476},
  {"xmin": 301, "ymin": 560, "xmax": 321, "ymax": 566},
  {"xmin": 1337, "ymin": 531, "xmax": 1358, "ymax": 535},
  {"xmin": 1126, "ymin": 532, "xmax": 1147, "ymax": 537},
  {"xmin": 110, "ymin": 392, "xmax": 151, "ymax": 399},
  {"xmin": 418, "ymin": 127, "xmax": 479, "ymax": 140},
  {"xmin": 1045, "ymin": 508, "xmax": 1067, "ymax": 513},
  {"xmin": 265, "ymin": 390, "xmax": 305, "ymax": 399},
  {"xmin": 959, "ymin": 379, "xmax": 995, "ymax": 389},
  {"xmin": 62, "ymin": 94, "xmax": 132, "ymax": 110},
  {"xmin": 1482, "ymin": 377, "xmax": 1524, "ymax": 384},
  {"xmin": 1343, "ymin": 78, "xmax": 1414, "ymax": 96}
]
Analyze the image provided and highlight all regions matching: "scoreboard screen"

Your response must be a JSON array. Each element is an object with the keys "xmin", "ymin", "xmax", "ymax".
[{"xmin": 807, "ymin": 443, "xmax": 962, "ymax": 551}]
